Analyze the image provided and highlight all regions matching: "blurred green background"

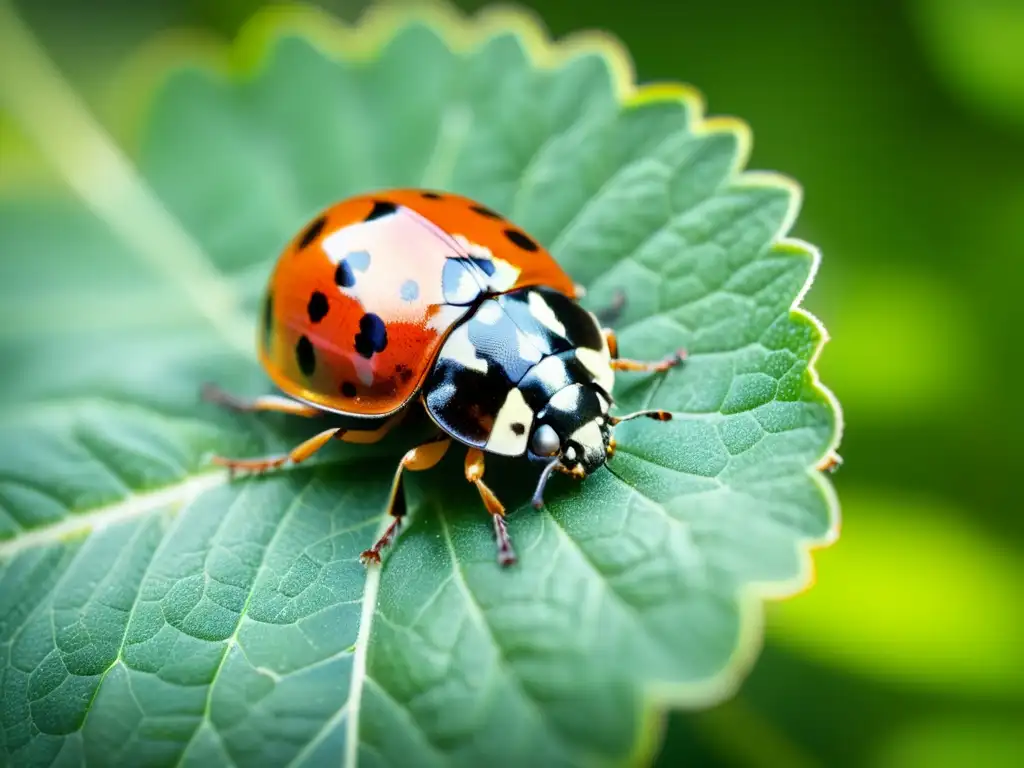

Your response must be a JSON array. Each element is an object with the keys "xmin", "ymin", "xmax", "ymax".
[{"xmin": 2, "ymin": 0, "xmax": 1022, "ymax": 766}]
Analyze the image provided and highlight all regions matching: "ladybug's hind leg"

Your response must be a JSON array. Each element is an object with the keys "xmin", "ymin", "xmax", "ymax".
[
  {"xmin": 360, "ymin": 436, "xmax": 451, "ymax": 566},
  {"xmin": 464, "ymin": 448, "xmax": 516, "ymax": 567},
  {"xmin": 211, "ymin": 427, "xmax": 343, "ymax": 476},
  {"xmin": 202, "ymin": 383, "xmax": 323, "ymax": 418}
]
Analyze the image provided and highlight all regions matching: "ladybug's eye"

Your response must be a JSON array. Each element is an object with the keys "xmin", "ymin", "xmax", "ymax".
[{"xmin": 531, "ymin": 424, "xmax": 561, "ymax": 457}]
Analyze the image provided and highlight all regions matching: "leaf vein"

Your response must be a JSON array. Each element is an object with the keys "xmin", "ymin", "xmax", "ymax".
[
  {"xmin": 0, "ymin": 471, "xmax": 226, "ymax": 559},
  {"xmin": 174, "ymin": 477, "xmax": 317, "ymax": 764},
  {"xmin": 437, "ymin": 512, "xmax": 573, "ymax": 760}
]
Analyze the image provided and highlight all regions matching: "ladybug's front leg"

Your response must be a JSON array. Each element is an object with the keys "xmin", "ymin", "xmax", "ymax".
[
  {"xmin": 602, "ymin": 329, "xmax": 687, "ymax": 373},
  {"xmin": 464, "ymin": 448, "xmax": 516, "ymax": 567},
  {"xmin": 360, "ymin": 436, "xmax": 451, "ymax": 566}
]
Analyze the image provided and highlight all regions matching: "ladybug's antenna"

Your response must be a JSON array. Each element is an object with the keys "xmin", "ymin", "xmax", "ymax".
[
  {"xmin": 609, "ymin": 409, "xmax": 673, "ymax": 425},
  {"xmin": 531, "ymin": 458, "xmax": 562, "ymax": 509}
]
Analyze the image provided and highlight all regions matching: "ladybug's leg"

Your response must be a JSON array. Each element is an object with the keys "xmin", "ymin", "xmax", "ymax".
[
  {"xmin": 335, "ymin": 414, "xmax": 404, "ymax": 445},
  {"xmin": 603, "ymin": 329, "xmax": 687, "ymax": 373},
  {"xmin": 464, "ymin": 448, "xmax": 516, "ymax": 567},
  {"xmin": 360, "ymin": 436, "xmax": 452, "ymax": 566},
  {"xmin": 602, "ymin": 328, "xmax": 620, "ymax": 359},
  {"xmin": 609, "ymin": 352, "xmax": 686, "ymax": 373},
  {"xmin": 211, "ymin": 427, "xmax": 343, "ymax": 476},
  {"xmin": 202, "ymin": 383, "xmax": 322, "ymax": 418}
]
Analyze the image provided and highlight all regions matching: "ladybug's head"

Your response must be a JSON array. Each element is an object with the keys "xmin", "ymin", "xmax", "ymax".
[
  {"xmin": 527, "ymin": 383, "xmax": 611, "ymax": 477},
  {"xmin": 527, "ymin": 382, "xmax": 672, "ymax": 508}
]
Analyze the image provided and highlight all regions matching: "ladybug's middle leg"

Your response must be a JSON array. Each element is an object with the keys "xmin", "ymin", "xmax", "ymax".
[
  {"xmin": 602, "ymin": 328, "xmax": 687, "ymax": 373},
  {"xmin": 360, "ymin": 436, "xmax": 451, "ymax": 566},
  {"xmin": 464, "ymin": 448, "xmax": 516, "ymax": 567}
]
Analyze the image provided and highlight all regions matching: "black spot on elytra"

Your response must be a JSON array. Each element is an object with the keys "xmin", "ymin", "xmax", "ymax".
[
  {"xmin": 511, "ymin": 422, "xmax": 526, "ymax": 436},
  {"xmin": 421, "ymin": 191, "xmax": 444, "ymax": 200},
  {"xmin": 335, "ymin": 249, "xmax": 371, "ymax": 288},
  {"xmin": 296, "ymin": 336, "xmax": 316, "ymax": 376},
  {"xmin": 395, "ymin": 364, "xmax": 414, "ymax": 383},
  {"xmin": 335, "ymin": 261, "xmax": 355, "ymax": 288},
  {"xmin": 298, "ymin": 216, "xmax": 326, "ymax": 249},
  {"xmin": 504, "ymin": 228, "xmax": 539, "ymax": 252},
  {"xmin": 470, "ymin": 204, "xmax": 502, "ymax": 219},
  {"xmin": 261, "ymin": 293, "xmax": 274, "ymax": 350},
  {"xmin": 307, "ymin": 291, "xmax": 329, "ymax": 323},
  {"xmin": 354, "ymin": 313, "xmax": 388, "ymax": 359},
  {"xmin": 365, "ymin": 200, "xmax": 398, "ymax": 221},
  {"xmin": 341, "ymin": 381, "xmax": 358, "ymax": 398}
]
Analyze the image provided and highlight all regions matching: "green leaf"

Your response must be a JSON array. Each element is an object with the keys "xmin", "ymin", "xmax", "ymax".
[{"xmin": 0, "ymin": 3, "xmax": 841, "ymax": 766}]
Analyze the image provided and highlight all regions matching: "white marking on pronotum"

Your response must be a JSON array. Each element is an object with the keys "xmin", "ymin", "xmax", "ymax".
[
  {"xmin": 528, "ymin": 355, "xmax": 570, "ymax": 392},
  {"xmin": 475, "ymin": 300, "xmax": 503, "ymax": 325},
  {"xmin": 449, "ymin": 264, "xmax": 482, "ymax": 305},
  {"xmin": 441, "ymin": 324, "xmax": 488, "ymax": 374},
  {"xmin": 485, "ymin": 388, "xmax": 533, "ymax": 456},
  {"xmin": 548, "ymin": 384, "xmax": 583, "ymax": 414},
  {"xmin": 575, "ymin": 347, "xmax": 615, "ymax": 395},
  {"xmin": 487, "ymin": 258, "xmax": 520, "ymax": 293},
  {"xmin": 515, "ymin": 329, "xmax": 544, "ymax": 364},
  {"xmin": 453, "ymin": 235, "xmax": 519, "ymax": 292},
  {"xmin": 527, "ymin": 291, "xmax": 567, "ymax": 337}
]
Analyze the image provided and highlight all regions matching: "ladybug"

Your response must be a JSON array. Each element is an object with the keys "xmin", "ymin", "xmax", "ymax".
[{"xmin": 203, "ymin": 189, "xmax": 684, "ymax": 566}]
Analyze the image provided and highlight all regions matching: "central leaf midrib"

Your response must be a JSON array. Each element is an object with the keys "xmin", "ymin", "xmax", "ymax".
[{"xmin": 0, "ymin": 470, "xmax": 225, "ymax": 559}]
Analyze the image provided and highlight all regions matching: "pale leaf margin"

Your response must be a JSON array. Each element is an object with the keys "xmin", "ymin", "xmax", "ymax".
[{"xmin": 0, "ymin": 0, "xmax": 844, "ymax": 760}]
